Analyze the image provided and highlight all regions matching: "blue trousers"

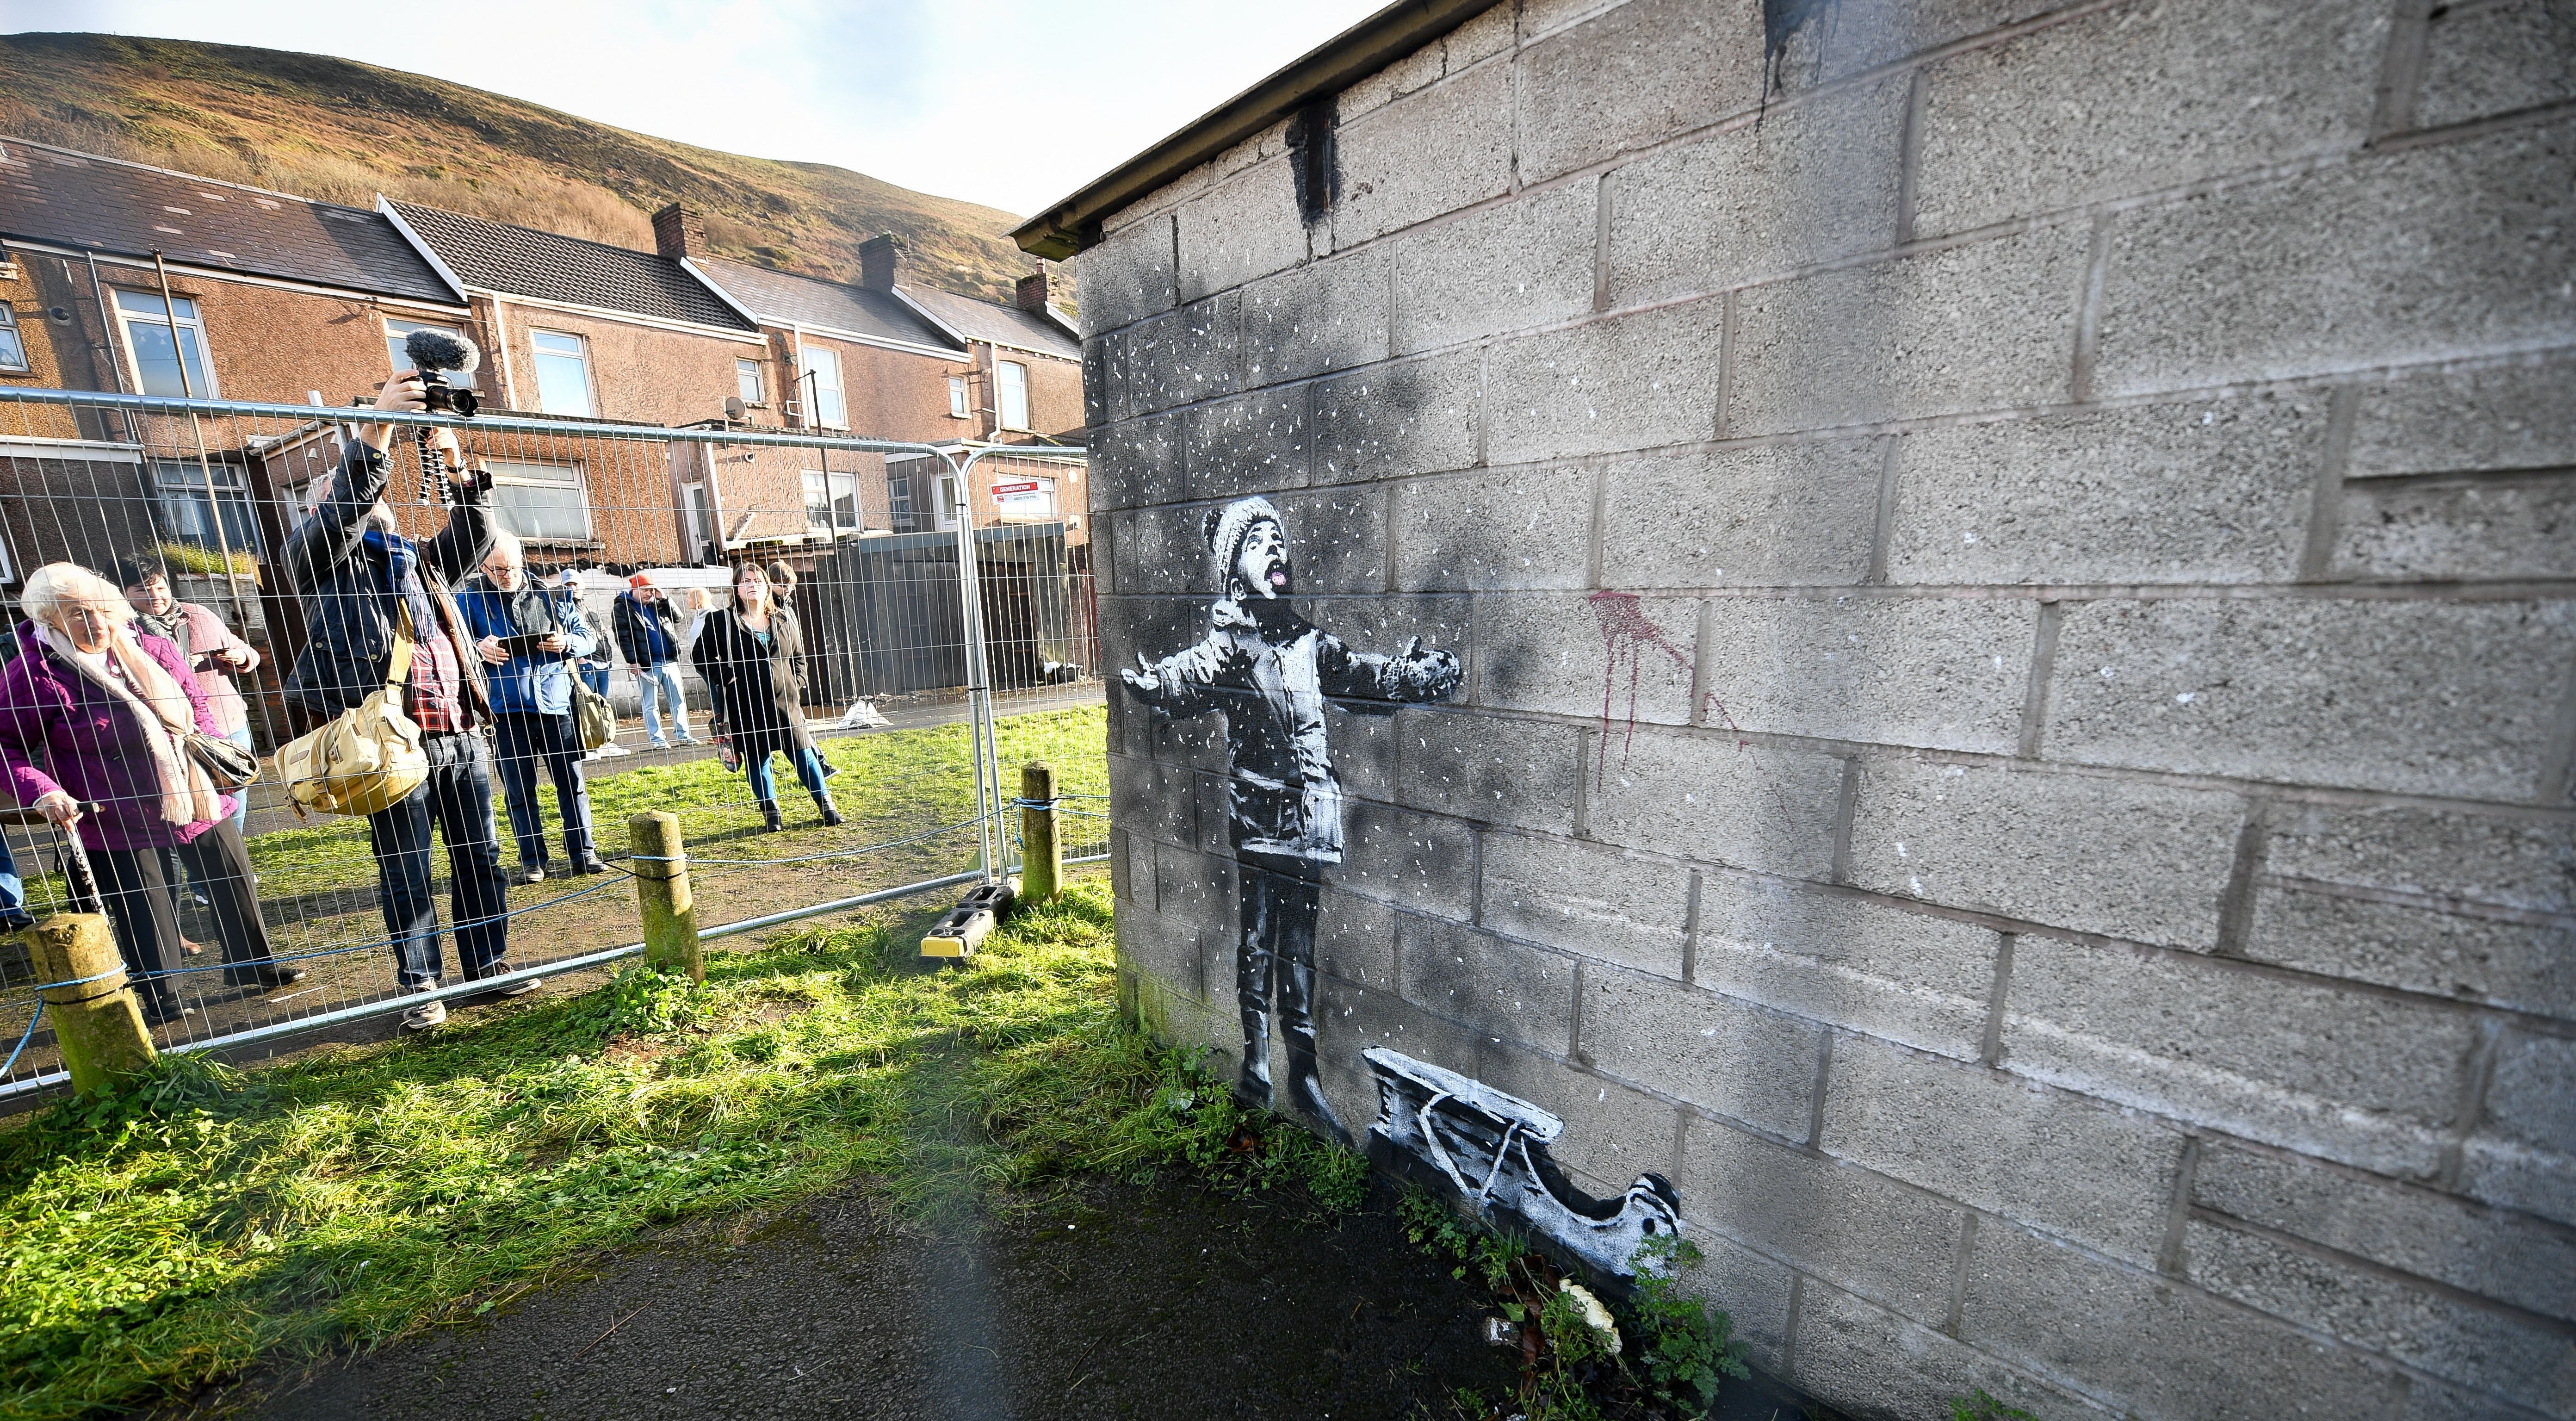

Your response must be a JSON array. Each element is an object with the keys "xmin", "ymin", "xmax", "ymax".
[
  {"xmin": 745, "ymin": 742, "xmax": 830, "ymax": 806},
  {"xmin": 0, "ymin": 828, "xmax": 28, "ymax": 929},
  {"xmin": 493, "ymin": 712, "xmax": 596, "ymax": 868},
  {"xmin": 635, "ymin": 662, "xmax": 692, "ymax": 744},
  {"xmin": 368, "ymin": 732, "xmax": 510, "ymax": 987}
]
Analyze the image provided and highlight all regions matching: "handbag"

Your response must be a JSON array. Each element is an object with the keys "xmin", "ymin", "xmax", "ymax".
[
  {"xmin": 274, "ymin": 610, "xmax": 430, "ymax": 819},
  {"xmin": 184, "ymin": 731, "xmax": 260, "ymax": 791},
  {"xmin": 570, "ymin": 672, "xmax": 615, "ymax": 751}
]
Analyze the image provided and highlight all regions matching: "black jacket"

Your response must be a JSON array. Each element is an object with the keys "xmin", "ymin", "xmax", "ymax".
[
  {"xmin": 611, "ymin": 590, "xmax": 685, "ymax": 667},
  {"xmin": 279, "ymin": 441, "xmax": 494, "ymax": 722},
  {"xmin": 690, "ymin": 607, "xmax": 813, "ymax": 754}
]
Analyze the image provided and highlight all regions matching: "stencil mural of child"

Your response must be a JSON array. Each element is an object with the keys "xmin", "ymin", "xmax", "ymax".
[{"xmin": 1121, "ymin": 496, "xmax": 1461, "ymax": 1142}]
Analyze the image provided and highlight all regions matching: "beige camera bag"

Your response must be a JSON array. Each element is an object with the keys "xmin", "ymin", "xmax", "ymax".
[{"xmin": 277, "ymin": 610, "xmax": 430, "ymax": 819}]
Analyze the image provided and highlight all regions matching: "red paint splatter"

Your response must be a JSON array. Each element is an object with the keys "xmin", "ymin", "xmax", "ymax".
[{"xmin": 1587, "ymin": 590, "xmax": 1802, "ymax": 833}]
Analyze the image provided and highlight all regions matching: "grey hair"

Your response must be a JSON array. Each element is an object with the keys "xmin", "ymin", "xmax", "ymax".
[
  {"xmin": 19, "ymin": 562, "xmax": 130, "ymax": 631},
  {"xmin": 483, "ymin": 528, "xmax": 525, "ymax": 564}
]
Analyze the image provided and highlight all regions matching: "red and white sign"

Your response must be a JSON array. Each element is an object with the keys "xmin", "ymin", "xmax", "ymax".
[{"xmin": 989, "ymin": 481, "xmax": 1042, "ymax": 499}]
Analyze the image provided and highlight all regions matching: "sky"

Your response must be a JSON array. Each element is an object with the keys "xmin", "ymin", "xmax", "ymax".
[{"xmin": 0, "ymin": 0, "xmax": 1390, "ymax": 216}]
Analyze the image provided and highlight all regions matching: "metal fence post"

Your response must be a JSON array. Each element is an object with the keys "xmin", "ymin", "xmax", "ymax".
[
  {"xmin": 1020, "ymin": 761, "xmax": 1061, "ymax": 903},
  {"xmin": 630, "ymin": 812, "xmax": 703, "ymax": 982},
  {"xmin": 28, "ymin": 914, "xmax": 156, "ymax": 1095}
]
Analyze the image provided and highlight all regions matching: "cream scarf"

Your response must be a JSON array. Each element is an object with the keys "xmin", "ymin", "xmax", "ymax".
[{"xmin": 40, "ymin": 624, "xmax": 224, "ymax": 827}]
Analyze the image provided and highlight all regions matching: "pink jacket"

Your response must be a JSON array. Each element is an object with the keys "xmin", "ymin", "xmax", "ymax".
[
  {"xmin": 0, "ymin": 621, "xmax": 233, "ymax": 851},
  {"xmin": 158, "ymin": 601, "xmax": 261, "ymax": 738}
]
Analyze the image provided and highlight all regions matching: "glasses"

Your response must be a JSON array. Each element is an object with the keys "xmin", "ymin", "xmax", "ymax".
[{"xmin": 65, "ymin": 604, "xmax": 123, "ymax": 624}]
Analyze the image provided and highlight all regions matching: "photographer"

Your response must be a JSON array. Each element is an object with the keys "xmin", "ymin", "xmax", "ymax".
[
  {"xmin": 458, "ymin": 534, "xmax": 605, "ymax": 882},
  {"xmin": 612, "ymin": 575, "xmax": 698, "ymax": 750},
  {"xmin": 280, "ymin": 370, "xmax": 529, "ymax": 1031}
]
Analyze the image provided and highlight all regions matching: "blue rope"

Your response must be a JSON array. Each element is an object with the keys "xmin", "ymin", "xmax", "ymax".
[
  {"xmin": 128, "ymin": 867, "xmax": 639, "ymax": 980},
  {"xmin": 0, "ymin": 968, "xmax": 123, "ymax": 1079},
  {"xmin": 626, "ymin": 814, "xmax": 985, "ymax": 868}
]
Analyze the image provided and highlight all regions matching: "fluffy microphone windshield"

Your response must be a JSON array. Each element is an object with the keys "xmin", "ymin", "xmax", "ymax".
[{"xmin": 403, "ymin": 327, "xmax": 481, "ymax": 377}]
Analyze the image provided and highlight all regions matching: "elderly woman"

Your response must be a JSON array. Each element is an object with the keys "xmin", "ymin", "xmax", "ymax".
[
  {"xmin": 691, "ymin": 564, "xmax": 841, "ymax": 833},
  {"xmin": 0, "ymin": 564, "xmax": 303, "ymax": 1024}
]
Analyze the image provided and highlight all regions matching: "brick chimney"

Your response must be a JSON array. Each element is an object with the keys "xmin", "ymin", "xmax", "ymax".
[
  {"xmin": 1016, "ymin": 270, "xmax": 1049, "ymax": 314},
  {"xmin": 858, "ymin": 232, "xmax": 904, "ymax": 292},
  {"xmin": 651, "ymin": 202, "xmax": 706, "ymax": 261}
]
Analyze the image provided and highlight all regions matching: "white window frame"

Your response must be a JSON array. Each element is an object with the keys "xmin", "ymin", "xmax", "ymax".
[
  {"xmin": 384, "ymin": 317, "xmax": 479, "ymax": 389},
  {"xmin": 0, "ymin": 304, "xmax": 27, "ymax": 373},
  {"xmin": 947, "ymin": 375, "xmax": 969, "ymax": 419},
  {"xmin": 801, "ymin": 467, "xmax": 861, "ymax": 536},
  {"xmin": 112, "ymin": 289, "xmax": 217, "ymax": 398},
  {"xmin": 799, "ymin": 346, "xmax": 845, "ymax": 429},
  {"xmin": 528, "ymin": 329, "xmax": 595, "ymax": 418},
  {"xmin": 932, "ymin": 471, "xmax": 961, "ymax": 532},
  {"xmin": 736, "ymin": 358, "xmax": 765, "ymax": 406},
  {"xmin": 150, "ymin": 457, "xmax": 258, "ymax": 551},
  {"xmin": 484, "ymin": 457, "xmax": 594, "ymax": 542},
  {"xmin": 996, "ymin": 359, "xmax": 1029, "ymax": 431}
]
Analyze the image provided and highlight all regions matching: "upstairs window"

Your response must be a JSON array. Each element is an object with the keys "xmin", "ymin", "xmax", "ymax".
[
  {"xmin": 486, "ymin": 459, "xmax": 592, "ymax": 541},
  {"xmin": 736, "ymin": 358, "xmax": 765, "ymax": 406},
  {"xmin": 529, "ymin": 329, "xmax": 594, "ymax": 417},
  {"xmin": 384, "ymin": 318, "xmax": 478, "ymax": 388},
  {"xmin": 151, "ymin": 458, "xmax": 258, "ymax": 551},
  {"xmin": 114, "ymin": 290, "xmax": 215, "ymax": 397},
  {"xmin": 801, "ymin": 468, "xmax": 859, "ymax": 535},
  {"xmin": 996, "ymin": 359, "xmax": 1029, "ymax": 431},
  {"xmin": 947, "ymin": 375, "xmax": 969, "ymax": 419},
  {"xmin": 799, "ymin": 346, "xmax": 845, "ymax": 429},
  {"xmin": 0, "ymin": 305, "xmax": 26, "ymax": 372}
]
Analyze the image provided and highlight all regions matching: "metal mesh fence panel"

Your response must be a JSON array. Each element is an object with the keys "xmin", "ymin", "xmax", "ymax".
[{"xmin": 0, "ymin": 387, "xmax": 1103, "ymax": 1098}]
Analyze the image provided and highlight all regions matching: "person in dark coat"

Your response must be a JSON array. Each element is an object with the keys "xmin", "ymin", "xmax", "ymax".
[
  {"xmin": 457, "ymin": 534, "xmax": 604, "ymax": 881},
  {"xmin": 612, "ymin": 574, "xmax": 698, "ymax": 749},
  {"xmin": 691, "ymin": 565, "xmax": 841, "ymax": 833},
  {"xmin": 279, "ymin": 371, "xmax": 525, "ymax": 1031},
  {"xmin": 0, "ymin": 564, "xmax": 303, "ymax": 1025}
]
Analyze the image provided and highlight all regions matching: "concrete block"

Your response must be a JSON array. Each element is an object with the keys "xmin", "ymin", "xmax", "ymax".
[
  {"xmin": 1790, "ymin": 1280, "xmax": 2118, "ymax": 1421},
  {"xmin": 1153, "ymin": 839, "xmax": 1236, "ymax": 929},
  {"xmin": 1104, "ymin": 502, "xmax": 1214, "ymax": 597},
  {"xmin": 1394, "ymin": 706, "xmax": 1581, "ymax": 834},
  {"xmin": 2192, "ymin": 1140, "xmax": 2576, "ymax": 1323},
  {"xmin": 1108, "ymin": 748, "xmax": 1197, "ymax": 856},
  {"xmin": 2418, "ymin": 0, "xmax": 2576, "ymax": 130},
  {"xmin": 1317, "ymin": 969, "xmax": 1482, "ymax": 1141},
  {"xmin": 1846, "ymin": 757, "xmax": 2242, "ymax": 948},
  {"xmin": 2002, "ymin": 935, "xmax": 2478, "ymax": 1178},
  {"xmin": 1475, "ymin": 590, "xmax": 1697, "ymax": 726},
  {"xmin": 1514, "ymin": 0, "xmax": 1767, "ymax": 184},
  {"xmin": 1800, "ymin": 0, "xmax": 2079, "ymax": 83},
  {"xmin": 1480, "ymin": 829, "xmax": 1691, "ymax": 980},
  {"xmin": 1676, "ymin": 1112, "xmax": 1964, "ymax": 1324},
  {"xmin": 1304, "ymin": 594, "xmax": 1476, "ymax": 707},
  {"xmin": 1312, "ymin": 351, "xmax": 1480, "ymax": 486},
  {"xmin": 1603, "ymin": 74, "xmax": 1907, "ymax": 308},
  {"xmin": 1332, "ymin": 56, "xmax": 1515, "ymax": 245},
  {"xmin": 1272, "ymin": 483, "xmax": 1389, "ymax": 596},
  {"xmin": 1696, "ymin": 596, "xmax": 2037, "ymax": 754},
  {"xmin": 1335, "ymin": 799, "xmax": 1476, "ymax": 922},
  {"xmin": 1397, "ymin": 914, "xmax": 1576, "ymax": 1052},
  {"xmin": 1585, "ymin": 726, "xmax": 1847, "ymax": 880},
  {"xmin": 2347, "ymin": 357, "xmax": 2576, "ymax": 478},
  {"xmin": 1484, "ymin": 298, "xmax": 1729, "ymax": 465},
  {"xmin": 1694, "ymin": 875, "xmax": 2000, "ymax": 1061},
  {"xmin": 1088, "ymin": 413, "xmax": 1183, "ymax": 512},
  {"xmin": 2043, "ymin": 598, "xmax": 2576, "ymax": 800},
  {"xmin": 2333, "ymin": 474, "xmax": 2576, "ymax": 582},
  {"xmin": 1580, "ymin": 965, "xmax": 1823, "ymax": 1138},
  {"xmin": 1117, "ymin": 899, "xmax": 1204, "ymax": 1004},
  {"xmin": 2458, "ymin": 1030, "xmax": 2576, "ymax": 1227},
  {"xmin": 1727, "ymin": 226, "xmax": 2089, "ymax": 437},
  {"xmin": 2091, "ymin": 117, "xmax": 2576, "ymax": 398},
  {"xmin": 1120, "ymin": 293, "xmax": 1241, "ymax": 417},
  {"xmin": 1911, "ymin": 0, "xmax": 2384, "ymax": 237},
  {"xmin": 1074, "ymin": 211, "xmax": 1175, "ymax": 335},
  {"xmin": 1473, "ymin": 1037, "xmax": 1682, "ymax": 1197},
  {"xmin": 1242, "ymin": 248, "xmax": 1387, "ymax": 385},
  {"xmin": 1958, "ymin": 1222, "xmax": 2409, "ymax": 1421},
  {"xmin": 1181, "ymin": 387, "xmax": 1309, "ymax": 500},
  {"xmin": 1319, "ymin": 700, "xmax": 1400, "ymax": 808},
  {"xmin": 2246, "ymin": 885, "xmax": 2575, "ymax": 1018},
  {"xmin": 1885, "ymin": 394, "xmax": 2326, "ymax": 585},
  {"xmin": 2265, "ymin": 800, "xmax": 2576, "ymax": 915},
  {"xmin": 2183, "ymin": 1219, "xmax": 2576, "ymax": 1414},
  {"xmin": 2401, "ymin": 1374, "xmax": 2568, "ymax": 1421},
  {"xmin": 1390, "ymin": 180, "xmax": 1598, "ymax": 355},
  {"xmin": 1176, "ymin": 155, "xmax": 1309, "ymax": 303},
  {"xmin": 1333, "ymin": 26, "xmax": 1449, "ymax": 123},
  {"xmin": 1391, "ymin": 463, "xmax": 1594, "ymax": 592},
  {"xmin": 1820, "ymin": 1034, "xmax": 2184, "ymax": 1265},
  {"xmin": 1673, "ymin": 1231, "xmax": 1796, "ymax": 1376},
  {"xmin": 1598, "ymin": 439, "xmax": 1882, "ymax": 590},
  {"xmin": 1314, "ymin": 886, "xmax": 1399, "ymax": 994}
]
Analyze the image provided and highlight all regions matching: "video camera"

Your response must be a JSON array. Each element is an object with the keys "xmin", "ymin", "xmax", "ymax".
[{"xmin": 401, "ymin": 329, "xmax": 492, "ymax": 503}]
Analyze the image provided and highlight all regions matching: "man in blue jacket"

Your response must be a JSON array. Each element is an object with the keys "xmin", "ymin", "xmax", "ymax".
[{"xmin": 458, "ymin": 530, "xmax": 605, "ymax": 882}]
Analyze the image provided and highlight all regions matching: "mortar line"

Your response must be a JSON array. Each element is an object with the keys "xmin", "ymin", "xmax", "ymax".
[
  {"xmin": 1781, "ymin": 1273, "xmax": 1806, "ymax": 1384},
  {"xmin": 1866, "ymin": 434, "xmax": 1902, "ymax": 585},
  {"xmin": 2014, "ymin": 601, "xmax": 2064, "ymax": 759},
  {"xmin": 1713, "ymin": 289, "xmax": 1738, "ymax": 440},
  {"xmin": 1382, "ymin": 473, "xmax": 1403, "ymax": 594},
  {"xmin": 2370, "ymin": 0, "xmax": 2437, "ymax": 139},
  {"xmin": 1803, "ymin": 1031, "xmax": 1834, "ymax": 1150},
  {"xmin": 1688, "ymin": 599, "xmax": 1715, "ymax": 728},
  {"xmin": 1681, "ymin": 867, "xmax": 1704, "ymax": 987},
  {"xmin": 2540, "ymin": 650, "xmax": 2576, "ymax": 807},
  {"xmin": 1567, "ymin": 957, "xmax": 1587, "ymax": 1061},
  {"xmin": 2211, "ymin": 800, "xmax": 2275, "ymax": 958},
  {"xmin": 1592, "ymin": 164, "xmax": 1615, "ymax": 312},
  {"xmin": 1895, "ymin": 68, "xmax": 1930, "ymax": 247},
  {"xmin": 1474, "ymin": 344, "xmax": 1491, "ymax": 468},
  {"xmin": 1572, "ymin": 726, "xmax": 1595, "ymax": 840},
  {"xmin": 2348, "ymin": 463, "xmax": 2576, "ymax": 491},
  {"xmin": 2068, "ymin": 212, "xmax": 2114, "ymax": 404},
  {"xmin": 2440, "ymin": 1018, "xmax": 2506, "ymax": 1191},
  {"xmin": 2298, "ymin": 386, "xmax": 2361, "ymax": 582},
  {"xmin": 1979, "ymin": 933, "xmax": 2016, "ymax": 1067},
  {"xmin": 2260, "ymin": 874, "xmax": 2576, "ymax": 928},
  {"xmin": 2155, "ymin": 1135, "xmax": 2204, "ymax": 1276},
  {"xmin": 1943, "ymin": 1213, "xmax": 1978, "ymax": 1336},
  {"xmin": 2372, "ymin": 93, "xmax": 2576, "ymax": 153},
  {"xmin": 1108, "ymin": 573, "xmax": 2576, "ymax": 604},
  {"xmin": 2194, "ymin": 1202, "xmax": 2576, "ymax": 1337},
  {"xmin": 1586, "ymin": 461, "xmax": 1608, "ymax": 591},
  {"xmin": 1828, "ymin": 758, "xmax": 1860, "ymax": 885}
]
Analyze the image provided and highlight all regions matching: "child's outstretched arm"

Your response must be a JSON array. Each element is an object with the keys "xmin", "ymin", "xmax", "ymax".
[
  {"xmin": 1319, "ymin": 634, "xmax": 1463, "ymax": 703},
  {"xmin": 1119, "ymin": 628, "xmax": 1236, "ymax": 718}
]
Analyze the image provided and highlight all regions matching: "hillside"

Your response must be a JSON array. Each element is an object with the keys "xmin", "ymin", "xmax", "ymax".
[{"xmin": 0, "ymin": 32, "xmax": 1041, "ymax": 302}]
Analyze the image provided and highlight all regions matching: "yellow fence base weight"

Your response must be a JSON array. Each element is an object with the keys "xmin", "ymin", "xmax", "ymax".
[
  {"xmin": 921, "ymin": 876, "xmax": 1019, "ymax": 958},
  {"xmin": 29, "ymin": 914, "xmax": 157, "ymax": 1096}
]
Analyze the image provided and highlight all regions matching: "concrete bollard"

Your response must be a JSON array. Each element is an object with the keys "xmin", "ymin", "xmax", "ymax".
[
  {"xmin": 1020, "ymin": 761, "xmax": 1061, "ymax": 904},
  {"xmin": 629, "ymin": 811, "xmax": 703, "ymax": 982},
  {"xmin": 28, "ymin": 913, "xmax": 156, "ymax": 1096}
]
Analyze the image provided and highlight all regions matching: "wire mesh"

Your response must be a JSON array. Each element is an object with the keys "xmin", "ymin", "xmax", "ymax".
[{"xmin": 0, "ymin": 386, "xmax": 1103, "ymax": 1098}]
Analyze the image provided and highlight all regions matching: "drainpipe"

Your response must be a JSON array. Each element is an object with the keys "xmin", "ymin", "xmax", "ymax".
[{"xmin": 151, "ymin": 250, "xmax": 257, "ymax": 640}]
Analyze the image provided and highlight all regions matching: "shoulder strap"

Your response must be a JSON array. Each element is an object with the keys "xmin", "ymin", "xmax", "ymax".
[
  {"xmin": 387, "ymin": 601, "xmax": 416, "ymax": 689},
  {"xmin": 169, "ymin": 608, "xmax": 195, "ymax": 667}
]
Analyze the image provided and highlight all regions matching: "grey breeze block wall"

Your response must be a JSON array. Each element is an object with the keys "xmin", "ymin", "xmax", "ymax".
[{"xmin": 1076, "ymin": 1, "xmax": 2576, "ymax": 1417}]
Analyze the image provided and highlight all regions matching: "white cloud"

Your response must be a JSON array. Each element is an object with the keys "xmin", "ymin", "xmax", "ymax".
[{"xmin": 0, "ymin": 0, "xmax": 1390, "ymax": 214}]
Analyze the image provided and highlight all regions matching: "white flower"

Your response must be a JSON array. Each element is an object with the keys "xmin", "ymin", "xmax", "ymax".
[{"xmin": 1559, "ymin": 1279, "xmax": 1621, "ymax": 1353}]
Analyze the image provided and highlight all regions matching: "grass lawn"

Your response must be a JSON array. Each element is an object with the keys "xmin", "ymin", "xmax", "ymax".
[{"xmin": 0, "ymin": 880, "xmax": 1356, "ymax": 1421}]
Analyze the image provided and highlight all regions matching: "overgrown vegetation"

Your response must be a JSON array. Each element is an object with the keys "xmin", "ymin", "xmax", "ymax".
[
  {"xmin": 1403, "ymin": 1192, "xmax": 1748, "ymax": 1421},
  {"xmin": 0, "ymin": 879, "xmax": 1352, "ymax": 1419}
]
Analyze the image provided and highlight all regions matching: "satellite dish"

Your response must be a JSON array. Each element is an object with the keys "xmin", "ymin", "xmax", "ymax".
[{"xmin": 724, "ymin": 396, "xmax": 747, "ymax": 422}]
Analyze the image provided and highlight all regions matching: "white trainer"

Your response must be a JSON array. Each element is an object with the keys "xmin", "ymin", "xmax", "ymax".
[{"xmin": 401, "ymin": 987, "xmax": 447, "ymax": 1031}]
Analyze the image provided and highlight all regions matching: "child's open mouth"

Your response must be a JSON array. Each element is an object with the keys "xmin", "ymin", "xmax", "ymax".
[{"xmin": 1269, "ymin": 569, "xmax": 1288, "ymax": 587}]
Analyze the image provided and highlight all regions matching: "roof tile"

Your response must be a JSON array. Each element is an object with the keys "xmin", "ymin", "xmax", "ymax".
[{"xmin": 388, "ymin": 200, "xmax": 755, "ymax": 331}]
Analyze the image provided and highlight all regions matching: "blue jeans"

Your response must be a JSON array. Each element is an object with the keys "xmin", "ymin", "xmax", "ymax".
[
  {"xmin": 745, "ymin": 743, "xmax": 830, "ymax": 805},
  {"xmin": 635, "ymin": 662, "xmax": 692, "ymax": 744},
  {"xmin": 493, "ymin": 712, "xmax": 596, "ymax": 868},
  {"xmin": 0, "ymin": 827, "xmax": 28, "ymax": 929},
  {"xmin": 369, "ymin": 732, "xmax": 510, "ymax": 987},
  {"xmin": 581, "ymin": 662, "xmax": 612, "ymax": 698}
]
